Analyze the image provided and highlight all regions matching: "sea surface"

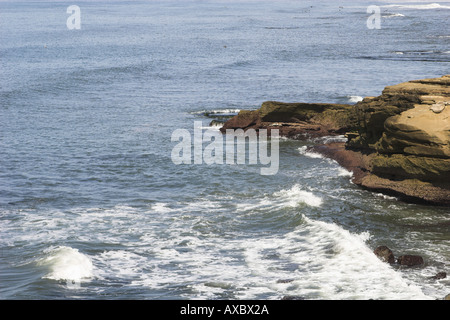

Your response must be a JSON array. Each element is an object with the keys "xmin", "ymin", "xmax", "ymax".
[{"xmin": 1, "ymin": 0, "xmax": 449, "ymax": 300}]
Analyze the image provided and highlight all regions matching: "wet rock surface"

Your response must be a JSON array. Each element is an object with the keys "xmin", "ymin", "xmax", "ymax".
[
  {"xmin": 374, "ymin": 246, "xmax": 396, "ymax": 264},
  {"xmin": 430, "ymin": 272, "xmax": 447, "ymax": 280},
  {"xmin": 397, "ymin": 255, "xmax": 424, "ymax": 266}
]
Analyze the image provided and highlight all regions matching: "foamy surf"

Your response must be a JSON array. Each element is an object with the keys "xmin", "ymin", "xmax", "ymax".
[
  {"xmin": 382, "ymin": 13, "xmax": 405, "ymax": 18},
  {"xmin": 312, "ymin": 135, "xmax": 347, "ymax": 144},
  {"xmin": 38, "ymin": 246, "xmax": 93, "ymax": 286},
  {"xmin": 382, "ymin": 3, "xmax": 450, "ymax": 10},
  {"xmin": 244, "ymin": 216, "xmax": 431, "ymax": 300},
  {"xmin": 190, "ymin": 109, "xmax": 241, "ymax": 117},
  {"xmin": 17, "ymin": 200, "xmax": 437, "ymax": 300},
  {"xmin": 347, "ymin": 95, "xmax": 363, "ymax": 103},
  {"xmin": 337, "ymin": 167, "xmax": 353, "ymax": 177},
  {"xmin": 273, "ymin": 184, "xmax": 323, "ymax": 208},
  {"xmin": 151, "ymin": 202, "xmax": 175, "ymax": 213},
  {"xmin": 86, "ymin": 212, "xmax": 432, "ymax": 300},
  {"xmin": 93, "ymin": 250, "xmax": 148, "ymax": 283},
  {"xmin": 235, "ymin": 184, "xmax": 323, "ymax": 212},
  {"xmin": 298, "ymin": 146, "xmax": 324, "ymax": 159},
  {"xmin": 373, "ymin": 193, "xmax": 399, "ymax": 202}
]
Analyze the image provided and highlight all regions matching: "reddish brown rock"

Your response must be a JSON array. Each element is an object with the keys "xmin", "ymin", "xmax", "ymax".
[
  {"xmin": 219, "ymin": 110, "xmax": 260, "ymax": 131},
  {"xmin": 220, "ymin": 101, "xmax": 356, "ymax": 139},
  {"xmin": 310, "ymin": 142, "xmax": 373, "ymax": 184}
]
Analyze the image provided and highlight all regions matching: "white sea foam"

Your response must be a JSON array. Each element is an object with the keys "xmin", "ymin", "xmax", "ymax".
[
  {"xmin": 312, "ymin": 135, "xmax": 347, "ymax": 144},
  {"xmin": 207, "ymin": 122, "xmax": 224, "ymax": 128},
  {"xmin": 5, "ymin": 200, "xmax": 440, "ymax": 299},
  {"xmin": 235, "ymin": 184, "xmax": 323, "ymax": 213},
  {"xmin": 337, "ymin": 167, "xmax": 353, "ymax": 177},
  {"xmin": 190, "ymin": 109, "xmax": 241, "ymax": 116},
  {"xmin": 151, "ymin": 202, "xmax": 174, "ymax": 213},
  {"xmin": 273, "ymin": 184, "xmax": 323, "ymax": 207},
  {"xmin": 382, "ymin": 3, "xmax": 450, "ymax": 10},
  {"xmin": 200, "ymin": 125, "xmax": 222, "ymax": 131},
  {"xmin": 18, "ymin": 202, "xmax": 435, "ymax": 300},
  {"xmin": 93, "ymin": 250, "xmax": 148, "ymax": 281},
  {"xmin": 382, "ymin": 13, "xmax": 405, "ymax": 18},
  {"xmin": 298, "ymin": 146, "xmax": 324, "ymax": 159},
  {"xmin": 235, "ymin": 198, "xmax": 276, "ymax": 212},
  {"xmin": 347, "ymin": 95, "xmax": 363, "ymax": 103},
  {"xmin": 95, "ymin": 213, "xmax": 433, "ymax": 300},
  {"xmin": 38, "ymin": 246, "xmax": 93, "ymax": 285},
  {"xmin": 244, "ymin": 216, "xmax": 431, "ymax": 300},
  {"xmin": 295, "ymin": 217, "xmax": 429, "ymax": 299},
  {"xmin": 374, "ymin": 193, "xmax": 398, "ymax": 201}
]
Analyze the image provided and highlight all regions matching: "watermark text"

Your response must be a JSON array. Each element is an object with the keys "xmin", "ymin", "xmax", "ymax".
[
  {"xmin": 67, "ymin": 5, "xmax": 81, "ymax": 30},
  {"xmin": 171, "ymin": 122, "xmax": 279, "ymax": 175},
  {"xmin": 367, "ymin": 5, "xmax": 381, "ymax": 29}
]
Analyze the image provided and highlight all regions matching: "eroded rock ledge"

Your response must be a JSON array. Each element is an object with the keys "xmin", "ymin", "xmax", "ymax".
[{"xmin": 220, "ymin": 75, "xmax": 450, "ymax": 206}]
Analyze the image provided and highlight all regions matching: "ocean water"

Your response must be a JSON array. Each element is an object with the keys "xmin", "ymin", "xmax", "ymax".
[{"xmin": 0, "ymin": 0, "xmax": 449, "ymax": 300}]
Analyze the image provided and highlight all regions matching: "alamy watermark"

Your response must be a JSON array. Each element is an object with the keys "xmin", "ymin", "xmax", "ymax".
[
  {"xmin": 367, "ymin": 5, "xmax": 381, "ymax": 29},
  {"xmin": 65, "ymin": 5, "xmax": 382, "ymax": 31},
  {"xmin": 67, "ymin": 5, "xmax": 81, "ymax": 30},
  {"xmin": 171, "ymin": 122, "xmax": 279, "ymax": 175},
  {"xmin": 66, "ymin": 5, "xmax": 382, "ymax": 30}
]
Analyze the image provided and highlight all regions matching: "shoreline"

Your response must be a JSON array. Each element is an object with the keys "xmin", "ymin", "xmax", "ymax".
[
  {"xmin": 219, "ymin": 75, "xmax": 450, "ymax": 207},
  {"xmin": 310, "ymin": 142, "xmax": 450, "ymax": 206}
]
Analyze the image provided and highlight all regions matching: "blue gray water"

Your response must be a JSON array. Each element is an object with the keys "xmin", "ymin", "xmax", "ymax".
[{"xmin": 1, "ymin": 0, "xmax": 449, "ymax": 300}]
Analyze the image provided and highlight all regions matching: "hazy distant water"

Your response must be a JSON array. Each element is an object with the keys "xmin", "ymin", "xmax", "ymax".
[{"xmin": 1, "ymin": 0, "xmax": 449, "ymax": 300}]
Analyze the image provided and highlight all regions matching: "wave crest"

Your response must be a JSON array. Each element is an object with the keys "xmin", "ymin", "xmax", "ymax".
[
  {"xmin": 383, "ymin": 3, "xmax": 450, "ymax": 10},
  {"xmin": 273, "ymin": 184, "xmax": 323, "ymax": 207},
  {"xmin": 38, "ymin": 246, "xmax": 93, "ymax": 284}
]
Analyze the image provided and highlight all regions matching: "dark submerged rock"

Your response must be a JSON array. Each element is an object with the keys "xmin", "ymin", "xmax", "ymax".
[
  {"xmin": 276, "ymin": 279, "xmax": 294, "ymax": 284},
  {"xmin": 430, "ymin": 272, "xmax": 447, "ymax": 280},
  {"xmin": 397, "ymin": 255, "xmax": 424, "ymax": 266}
]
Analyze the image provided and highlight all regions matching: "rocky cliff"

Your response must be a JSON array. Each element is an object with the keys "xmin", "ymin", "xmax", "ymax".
[{"xmin": 220, "ymin": 75, "xmax": 450, "ymax": 206}]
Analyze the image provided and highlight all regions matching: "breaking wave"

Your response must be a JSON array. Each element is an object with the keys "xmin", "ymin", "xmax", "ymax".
[
  {"xmin": 348, "ymin": 95, "xmax": 364, "ymax": 103},
  {"xmin": 382, "ymin": 3, "xmax": 450, "ymax": 10},
  {"xmin": 298, "ymin": 146, "xmax": 325, "ymax": 159},
  {"xmin": 38, "ymin": 246, "xmax": 93, "ymax": 285}
]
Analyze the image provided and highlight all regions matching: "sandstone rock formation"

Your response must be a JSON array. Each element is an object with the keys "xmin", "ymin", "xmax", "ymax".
[
  {"xmin": 345, "ymin": 75, "xmax": 450, "ymax": 205},
  {"xmin": 220, "ymin": 101, "xmax": 355, "ymax": 138},
  {"xmin": 220, "ymin": 75, "xmax": 450, "ymax": 206}
]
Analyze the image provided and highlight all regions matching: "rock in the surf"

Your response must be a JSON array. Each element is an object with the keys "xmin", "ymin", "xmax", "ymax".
[
  {"xmin": 397, "ymin": 255, "xmax": 424, "ymax": 266},
  {"xmin": 373, "ymin": 245, "xmax": 395, "ymax": 264}
]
